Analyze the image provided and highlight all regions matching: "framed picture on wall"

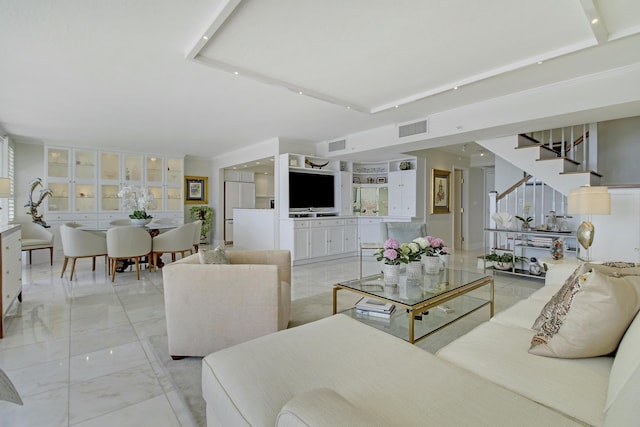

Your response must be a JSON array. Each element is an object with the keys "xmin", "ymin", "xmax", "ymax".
[
  {"xmin": 431, "ymin": 169, "xmax": 450, "ymax": 214},
  {"xmin": 185, "ymin": 176, "xmax": 208, "ymax": 204}
]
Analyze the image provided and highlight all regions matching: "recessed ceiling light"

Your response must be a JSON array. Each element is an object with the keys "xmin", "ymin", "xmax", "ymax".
[
  {"xmin": 537, "ymin": 61, "xmax": 543, "ymax": 65},
  {"xmin": 202, "ymin": 35, "xmax": 209, "ymax": 40},
  {"xmin": 591, "ymin": 18, "xmax": 599, "ymax": 24},
  {"xmin": 453, "ymin": 86, "xmax": 459, "ymax": 90},
  {"xmin": 480, "ymin": 150, "xmax": 485, "ymax": 157},
  {"xmin": 346, "ymin": 106, "xmax": 351, "ymax": 110},
  {"xmin": 394, "ymin": 105, "xmax": 399, "ymax": 109},
  {"xmin": 234, "ymin": 71, "xmax": 239, "ymax": 76},
  {"xmin": 298, "ymin": 91, "xmax": 303, "ymax": 95},
  {"xmin": 243, "ymin": 164, "xmax": 248, "ymax": 167},
  {"xmin": 232, "ymin": 167, "xmax": 237, "ymax": 169},
  {"xmin": 270, "ymin": 158, "xmax": 274, "ymax": 162},
  {"xmin": 256, "ymin": 161, "xmax": 260, "ymax": 165}
]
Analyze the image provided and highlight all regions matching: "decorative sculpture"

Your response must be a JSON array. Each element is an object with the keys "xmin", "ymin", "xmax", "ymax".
[
  {"xmin": 25, "ymin": 178, "xmax": 53, "ymax": 228},
  {"xmin": 304, "ymin": 158, "xmax": 329, "ymax": 169}
]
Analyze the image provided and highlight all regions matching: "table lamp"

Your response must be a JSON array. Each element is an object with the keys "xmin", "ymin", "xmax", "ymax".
[
  {"xmin": 567, "ymin": 186, "xmax": 610, "ymax": 261},
  {"xmin": 0, "ymin": 178, "xmax": 10, "ymax": 198}
]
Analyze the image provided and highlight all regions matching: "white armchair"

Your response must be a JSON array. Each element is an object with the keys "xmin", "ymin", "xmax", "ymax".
[
  {"xmin": 60, "ymin": 224, "xmax": 108, "ymax": 280},
  {"xmin": 20, "ymin": 222, "xmax": 54, "ymax": 265},
  {"xmin": 151, "ymin": 222, "xmax": 195, "ymax": 268},
  {"xmin": 162, "ymin": 250, "xmax": 291, "ymax": 359}
]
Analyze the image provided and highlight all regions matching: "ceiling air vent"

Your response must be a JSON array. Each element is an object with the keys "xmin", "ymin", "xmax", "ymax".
[
  {"xmin": 328, "ymin": 139, "xmax": 346, "ymax": 152},
  {"xmin": 398, "ymin": 119, "xmax": 428, "ymax": 138}
]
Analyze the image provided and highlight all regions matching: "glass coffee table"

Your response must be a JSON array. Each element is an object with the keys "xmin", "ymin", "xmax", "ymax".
[{"xmin": 333, "ymin": 268, "xmax": 494, "ymax": 344}]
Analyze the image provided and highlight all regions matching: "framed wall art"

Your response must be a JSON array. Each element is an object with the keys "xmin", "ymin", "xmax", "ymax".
[
  {"xmin": 431, "ymin": 169, "xmax": 450, "ymax": 214},
  {"xmin": 185, "ymin": 176, "xmax": 208, "ymax": 204}
]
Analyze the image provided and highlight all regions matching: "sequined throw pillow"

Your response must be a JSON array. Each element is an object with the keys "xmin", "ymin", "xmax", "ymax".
[
  {"xmin": 529, "ymin": 268, "xmax": 640, "ymax": 358},
  {"xmin": 198, "ymin": 245, "xmax": 230, "ymax": 265},
  {"xmin": 531, "ymin": 263, "xmax": 590, "ymax": 331}
]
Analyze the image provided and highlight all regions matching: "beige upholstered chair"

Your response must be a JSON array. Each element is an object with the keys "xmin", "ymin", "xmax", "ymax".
[
  {"xmin": 192, "ymin": 220, "xmax": 202, "ymax": 252},
  {"xmin": 162, "ymin": 250, "xmax": 291, "ymax": 359},
  {"xmin": 59, "ymin": 223, "xmax": 108, "ymax": 280},
  {"xmin": 20, "ymin": 222, "xmax": 54, "ymax": 265},
  {"xmin": 109, "ymin": 219, "xmax": 132, "ymax": 226},
  {"xmin": 380, "ymin": 222, "xmax": 428, "ymax": 243},
  {"xmin": 106, "ymin": 226, "xmax": 152, "ymax": 282},
  {"xmin": 151, "ymin": 222, "xmax": 195, "ymax": 268}
]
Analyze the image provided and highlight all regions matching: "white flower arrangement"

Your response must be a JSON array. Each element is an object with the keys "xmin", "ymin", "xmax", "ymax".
[{"xmin": 118, "ymin": 185, "xmax": 157, "ymax": 219}]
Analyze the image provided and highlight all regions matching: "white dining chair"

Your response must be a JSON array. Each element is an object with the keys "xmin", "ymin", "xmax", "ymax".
[
  {"xmin": 106, "ymin": 226, "xmax": 152, "ymax": 282},
  {"xmin": 59, "ymin": 223, "xmax": 108, "ymax": 280},
  {"xmin": 151, "ymin": 222, "xmax": 196, "ymax": 269}
]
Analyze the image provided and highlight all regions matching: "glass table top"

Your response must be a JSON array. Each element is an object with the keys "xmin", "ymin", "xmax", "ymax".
[{"xmin": 338, "ymin": 268, "xmax": 489, "ymax": 308}]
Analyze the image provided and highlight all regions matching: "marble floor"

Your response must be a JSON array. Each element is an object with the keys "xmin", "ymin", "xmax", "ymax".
[{"xmin": 0, "ymin": 249, "xmax": 544, "ymax": 426}]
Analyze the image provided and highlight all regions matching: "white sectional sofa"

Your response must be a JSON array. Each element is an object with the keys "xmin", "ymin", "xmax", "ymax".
[{"xmin": 201, "ymin": 263, "xmax": 640, "ymax": 426}]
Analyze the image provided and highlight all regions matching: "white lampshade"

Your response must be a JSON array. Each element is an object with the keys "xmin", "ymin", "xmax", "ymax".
[
  {"xmin": 567, "ymin": 186, "xmax": 611, "ymax": 215},
  {"xmin": 0, "ymin": 178, "xmax": 10, "ymax": 198}
]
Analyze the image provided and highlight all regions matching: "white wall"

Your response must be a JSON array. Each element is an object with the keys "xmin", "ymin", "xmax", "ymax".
[{"xmin": 598, "ymin": 116, "xmax": 640, "ymax": 185}]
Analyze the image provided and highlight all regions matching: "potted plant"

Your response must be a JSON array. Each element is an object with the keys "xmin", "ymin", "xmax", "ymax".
[
  {"xmin": 189, "ymin": 205, "xmax": 213, "ymax": 243},
  {"xmin": 483, "ymin": 252, "xmax": 527, "ymax": 270},
  {"xmin": 515, "ymin": 215, "xmax": 533, "ymax": 230}
]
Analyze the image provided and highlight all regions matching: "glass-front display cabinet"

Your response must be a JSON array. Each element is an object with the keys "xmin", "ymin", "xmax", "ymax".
[
  {"xmin": 166, "ymin": 157, "xmax": 183, "ymax": 211},
  {"xmin": 46, "ymin": 147, "xmax": 97, "ymax": 213}
]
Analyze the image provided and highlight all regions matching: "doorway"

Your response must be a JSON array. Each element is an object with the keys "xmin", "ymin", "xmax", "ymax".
[{"xmin": 453, "ymin": 169, "xmax": 464, "ymax": 250}]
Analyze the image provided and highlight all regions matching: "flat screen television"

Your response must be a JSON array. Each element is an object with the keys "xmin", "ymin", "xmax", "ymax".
[{"xmin": 289, "ymin": 171, "xmax": 335, "ymax": 210}]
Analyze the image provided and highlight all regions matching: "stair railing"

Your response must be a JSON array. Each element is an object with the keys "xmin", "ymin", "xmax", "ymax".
[{"xmin": 522, "ymin": 124, "xmax": 594, "ymax": 171}]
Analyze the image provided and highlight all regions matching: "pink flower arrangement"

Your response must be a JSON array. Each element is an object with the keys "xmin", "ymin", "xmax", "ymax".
[
  {"xmin": 374, "ymin": 238, "xmax": 410, "ymax": 265},
  {"xmin": 422, "ymin": 236, "xmax": 449, "ymax": 257}
]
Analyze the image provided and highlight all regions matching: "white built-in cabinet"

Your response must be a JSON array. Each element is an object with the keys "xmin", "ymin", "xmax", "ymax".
[
  {"xmin": 282, "ymin": 217, "xmax": 359, "ymax": 265},
  {"xmin": 278, "ymin": 153, "xmax": 421, "ymax": 265},
  {"xmin": 1, "ymin": 225, "xmax": 22, "ymax": 338},
  {"xmin": 388, "ymin": 169, "xmax": 417, "ymax": 217},
  {"xmin": 44, "ymin": 146, "xmax": 184, "ymax": 229}
]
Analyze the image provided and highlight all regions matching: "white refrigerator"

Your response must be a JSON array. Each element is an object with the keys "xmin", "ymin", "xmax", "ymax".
[{"xmin": 224, "ymin": 181, "xmax": 255, "ymax": 243}]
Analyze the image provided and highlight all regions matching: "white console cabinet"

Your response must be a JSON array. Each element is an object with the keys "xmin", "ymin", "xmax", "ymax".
[
  {"xmin": 281, "ymin": 217, "xmax": 359, "ymax": 265},
  {"xmin": 1, "ymin": 225, "xmax": 22, "ymax": 338}
]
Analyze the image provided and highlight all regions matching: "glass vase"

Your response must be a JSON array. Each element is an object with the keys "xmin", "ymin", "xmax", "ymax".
[{"xmin": 382, "ymin": 264, "xmax": 400, "ymax": 286}]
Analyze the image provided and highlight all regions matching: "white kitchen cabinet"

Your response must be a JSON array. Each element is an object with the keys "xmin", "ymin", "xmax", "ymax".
[
  {"xmin": 1, "ymin": 225, "xmax": 22, "ymax": 338},
  {"xmin": 388, "ymin": 169, "xmax": 416, "ymax": 217}
]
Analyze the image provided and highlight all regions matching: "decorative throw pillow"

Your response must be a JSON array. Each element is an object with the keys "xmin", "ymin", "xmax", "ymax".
[
  {"xmin": 531, "ymin": 263, "xmax": 590, "ymax": 331},
  {"xmin": 198, "ymin": 245, "xmax": 230, "ymax": 265},
  {"xmin": 529, "ymin": 268, "xmax": 640, "ymax": 358}
]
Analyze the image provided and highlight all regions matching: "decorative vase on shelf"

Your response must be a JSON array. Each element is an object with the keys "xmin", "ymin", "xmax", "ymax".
[
  {"xmin": 406, "ymin": 261, "xmax": 422, "ymax": 281},
  {"xmin": 382, "ymin": 264, "xmax": 401, "ymax": 286},
  {"xmin": 423, "ymin": 256, "xmax": 441, "ymax": 275},
  {"xmin": 131, "ymin": 218, "xmax": 152, "ymax": 227}
]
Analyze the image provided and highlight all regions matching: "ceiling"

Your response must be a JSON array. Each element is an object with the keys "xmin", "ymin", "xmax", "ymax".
[{"xmin": 1, "ymin": 0, "xmax": 639, "ymax": 160}]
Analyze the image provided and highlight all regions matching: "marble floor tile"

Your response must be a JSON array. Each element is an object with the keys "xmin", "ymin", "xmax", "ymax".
[{"xmin": 0, "ymin": 248, "xmax": 546, "ymax": 426}]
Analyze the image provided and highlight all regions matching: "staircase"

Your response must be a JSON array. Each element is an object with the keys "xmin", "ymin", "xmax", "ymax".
[
  {"xmin": 477, "ymin": 124, "xmax": 601, "ymax": 196},
  {"xmin": 481, "ymin": 124, "xmax": 604, "ymax": 231}
]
